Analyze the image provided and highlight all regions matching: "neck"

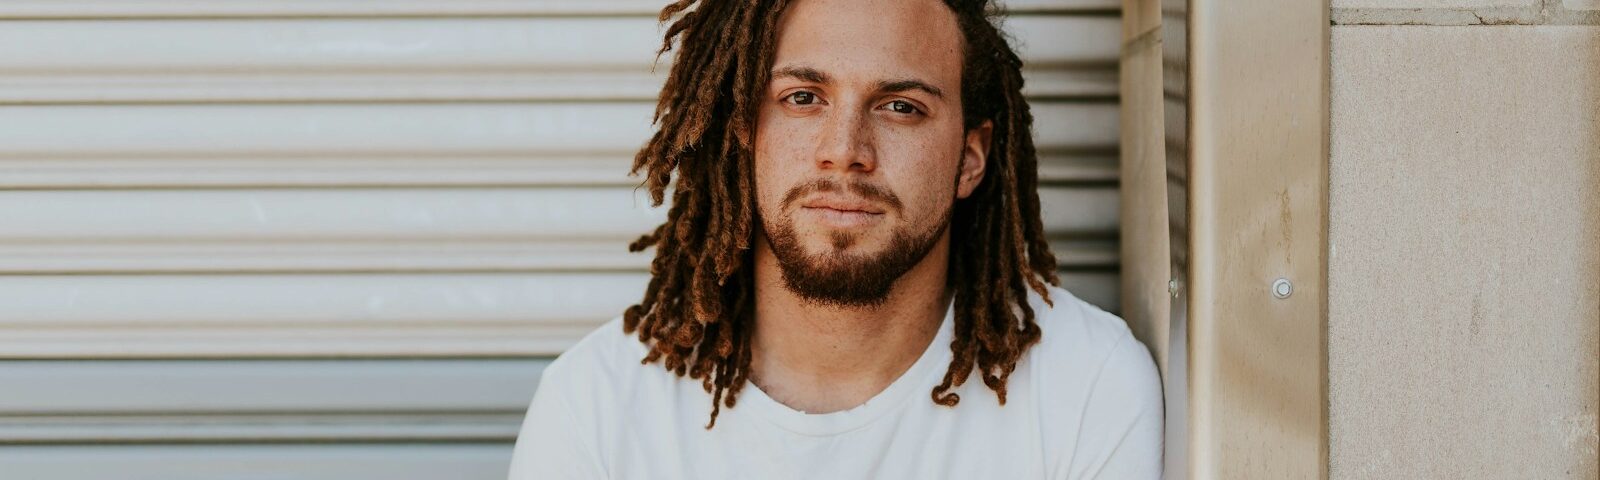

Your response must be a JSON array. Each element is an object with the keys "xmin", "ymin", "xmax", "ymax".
[{"xmin": 748, "ymin": 233, "xmax": 952, "ymax": 414}]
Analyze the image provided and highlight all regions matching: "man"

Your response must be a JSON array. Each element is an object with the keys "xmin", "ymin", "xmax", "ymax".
[{"xmin": 510, "ymin": 0, "xmax": 1162, "ymax": 478}]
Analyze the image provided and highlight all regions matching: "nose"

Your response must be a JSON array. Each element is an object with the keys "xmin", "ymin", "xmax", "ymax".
[{"xmin": 813, "ymin": 106, "xmax": 876, "ymax": 173}]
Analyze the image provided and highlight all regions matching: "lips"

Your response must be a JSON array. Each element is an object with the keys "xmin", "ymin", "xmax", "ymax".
[{"xmin": 799, "ymin": 194, "xmax": 886, "ymax": 215}]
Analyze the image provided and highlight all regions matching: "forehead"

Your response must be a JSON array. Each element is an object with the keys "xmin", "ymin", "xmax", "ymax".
[{"xmin": 771, "ymin": 0, "xmax": 964, "ymax": 89}]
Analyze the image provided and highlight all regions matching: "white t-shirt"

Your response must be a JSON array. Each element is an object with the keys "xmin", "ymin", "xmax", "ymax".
[{"xmin": 509, "ymin": 284, "xmax": 1163, "ymax": 479}]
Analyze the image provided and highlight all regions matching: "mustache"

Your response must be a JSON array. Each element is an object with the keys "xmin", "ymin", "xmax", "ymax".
[{"xmin": 781, "ymin": 178, "xmax": 904, "ymax": 212}]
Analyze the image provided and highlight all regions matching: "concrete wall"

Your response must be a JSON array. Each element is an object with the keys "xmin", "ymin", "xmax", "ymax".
[{"xmin": 1328, "ymin": 1, "xmax": 1600, "ymax": 476}]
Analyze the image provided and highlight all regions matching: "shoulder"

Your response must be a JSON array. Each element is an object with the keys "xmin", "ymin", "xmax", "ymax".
[
  {"xmin": 511, "ymin": 318, "xmax": 665, "ymax": 478},
  {"xmin": 1024, "ymin": 285, "xmax": 1164, "ymax": 477},
  {"xmin": 1025, "ymin": 284, "xmax": 1158, "ymax": 385},
  {"xmin": 535, "ymin": 317, "xmax": 652, "ymax": 407}
]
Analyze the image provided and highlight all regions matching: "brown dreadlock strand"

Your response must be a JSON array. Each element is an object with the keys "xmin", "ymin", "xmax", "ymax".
[{"xmin": 622, "ymin": 0, "xmax": 1059, "ymax": 429}]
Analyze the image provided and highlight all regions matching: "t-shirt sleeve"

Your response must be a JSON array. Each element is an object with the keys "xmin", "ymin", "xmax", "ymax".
[
  {"xmin": 1061, "ymin": 333, "xmax": 1165, "ymax": 480},
  {"xmin": 507, "ymin": 360, "xmax": 608, "ymax": 480}
]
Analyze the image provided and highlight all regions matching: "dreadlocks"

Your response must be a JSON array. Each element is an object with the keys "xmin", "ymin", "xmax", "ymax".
[{"xmin": 622, "ymin": 0, "xmax": 1059, "ymax": 429}]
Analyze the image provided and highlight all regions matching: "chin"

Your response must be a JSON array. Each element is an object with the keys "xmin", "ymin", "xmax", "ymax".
[{"xmin": 795, "ymin": 230, "xmax": 877, "ymax": 256}]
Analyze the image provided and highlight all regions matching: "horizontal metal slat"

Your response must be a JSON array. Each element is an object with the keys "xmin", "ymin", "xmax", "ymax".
[
  {"xmin": 0, "ymin": 185, "xmax": 1114, "ymax": 243},
  {"xmin": 0, "ymin": 0, "xmax": 1119, "ymax": 18},
  {"xmin": 0, "ymin": 101, "xmax": 1114, "ymax": 156},
  {"xmin": 0, "ymin": 359, "xmax": 547, "ymax": 414},
  {"xmin": 0, "ymin": 16, "xmax": 1111, "ymax": 71},
  {"xmin": 0, "ymin": 185, "xmax": 1115, "ymax": 277},
  {"xmin": 0, "ymin": 270, "xmax": 1117, "ymax": 358},
  {"xmin": 0, "ymin": 413, "xmax": 523, "ymax": 443},
  {"xmin": 0, "ymin": 151, "xmax": 1116, "ymax": 189},
  {"xmin": 0, "ymin": 187, "xmax": 668, "ymax": 242},
  {"xmin": 0, "ymin": 16, "xmax": 1118, "ymax": 103},
  {"xmin": 0, "ymin": 101, "xmax": 1116, "ymax": 189},
  {"xmin": 0, "ymin": 237, "xmax": 1114, "ymax": 273},
  {"xmin": 0, "ymin": 443, "xmax": 514, "ymax": 480},
  {"xmin": 0, "ymin": 68, "xmax": 1116, "ymax": 104},
  {"xmin": 0, "ymin": 273, "xmax": 644, "ymax": 327},
  {"xmin": 0, "ymin": 103, "xmax": 653, "ymax": 155}
]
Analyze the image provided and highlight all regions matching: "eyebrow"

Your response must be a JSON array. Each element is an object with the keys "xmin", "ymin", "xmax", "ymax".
[
  {"xmin": 772, "ymin": 66, "xmax": 830, "ymax": 84},
  {"xmin": 876, "ymin": 79, "xmax": 945, "ymax": 99},
  {"xmin": 770, "ymin": 65, "xmax": 946, "ymax": 100}
]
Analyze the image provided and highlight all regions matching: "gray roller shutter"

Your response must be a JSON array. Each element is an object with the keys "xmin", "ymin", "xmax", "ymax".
[{"xmin": 0, "ymin": 1, "xmax": 1122, "ymax": 477}]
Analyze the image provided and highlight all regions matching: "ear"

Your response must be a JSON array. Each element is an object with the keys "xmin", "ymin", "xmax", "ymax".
[{"xmin": 956, "ymin": 120, "xmax": 992, "ymax": 199}]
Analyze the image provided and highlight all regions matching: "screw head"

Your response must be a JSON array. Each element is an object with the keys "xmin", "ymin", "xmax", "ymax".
[{"xmin": 1272, "ymin": 278, "xmax": 1293, "ymax": 299}]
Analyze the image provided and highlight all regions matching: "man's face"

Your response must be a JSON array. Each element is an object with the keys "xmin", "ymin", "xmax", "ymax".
[{"xmin": 754, "ymin": 0, "xmax": 990, "ymax": 307}]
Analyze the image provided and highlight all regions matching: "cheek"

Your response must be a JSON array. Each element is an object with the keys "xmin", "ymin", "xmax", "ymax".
[
  {"xmin": 874, "ymin": 125, "xmax": 965, "ymax": 220},
  {"xmin": 753, "ymin": 114, "xmax": 811, "ymax": 218}
]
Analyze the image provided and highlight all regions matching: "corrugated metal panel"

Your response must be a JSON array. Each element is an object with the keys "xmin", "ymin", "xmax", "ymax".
[{"xmin": 0, "ymin": 0, "xmax": 1124, "ymax": 475}]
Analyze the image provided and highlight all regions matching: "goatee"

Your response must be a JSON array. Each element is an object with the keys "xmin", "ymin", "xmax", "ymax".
[{"xmin": 763, "ymin": 180, "xmax": 952, "ymax": 308}]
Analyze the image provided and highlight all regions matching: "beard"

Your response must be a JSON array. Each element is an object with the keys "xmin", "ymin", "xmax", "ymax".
[{"xmin": 762, "ymin": 179, "xmax": 953, "ymax": 308}]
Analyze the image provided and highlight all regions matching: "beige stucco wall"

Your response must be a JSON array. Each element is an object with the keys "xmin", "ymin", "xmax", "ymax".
[{"xmin": 1329, "ymin": 22, "xmax": 1600, "ymax": 478}]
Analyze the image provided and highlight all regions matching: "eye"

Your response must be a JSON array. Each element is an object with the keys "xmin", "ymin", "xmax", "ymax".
[
  {"xmin": 784, "ymin": 91, "xmax": 818, "ymax": 105},
  {"xmin": 885, "ymin": 100, "xmax": 921, "ymax": 115}
]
